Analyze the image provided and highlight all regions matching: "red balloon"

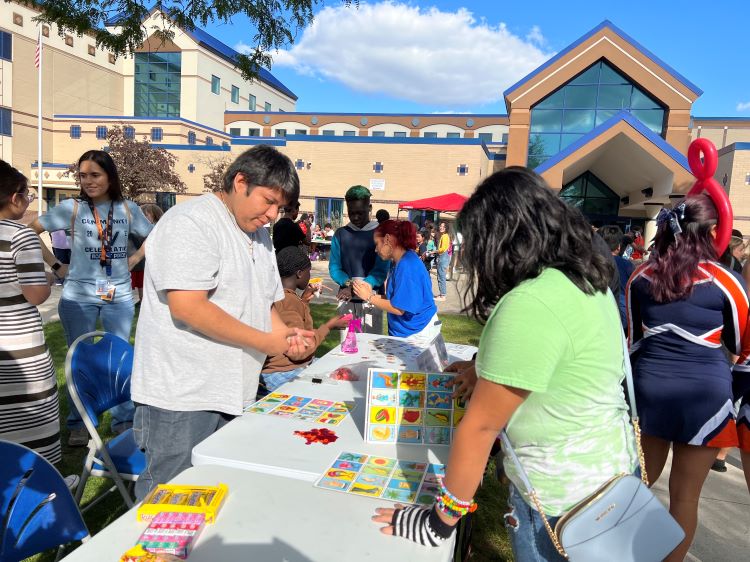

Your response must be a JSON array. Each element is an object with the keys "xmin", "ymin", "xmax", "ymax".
[{"xmin": 686, "ymin": 138, "xmax": 732, "ymax": 255}]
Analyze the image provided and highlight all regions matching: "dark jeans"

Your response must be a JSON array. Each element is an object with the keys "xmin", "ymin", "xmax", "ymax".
[{"xmin": 133, "ymin": 404, "xmax": 235, "ymax": 500}]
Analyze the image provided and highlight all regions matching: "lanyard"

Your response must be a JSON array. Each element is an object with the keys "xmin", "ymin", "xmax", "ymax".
[{"xmin": 88, "ymin": 201, "xmax": 114, "ymax": 277}]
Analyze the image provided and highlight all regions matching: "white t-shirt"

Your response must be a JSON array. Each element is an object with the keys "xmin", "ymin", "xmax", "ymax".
[{"xmin": 131, "ymin": 194, "xmax": 284, "ymax": 415}]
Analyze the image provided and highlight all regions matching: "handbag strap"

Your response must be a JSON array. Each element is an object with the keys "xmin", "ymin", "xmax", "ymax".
[{"xmin": 500, "ymin": 294, "xmax": 649, "ymax": 558}]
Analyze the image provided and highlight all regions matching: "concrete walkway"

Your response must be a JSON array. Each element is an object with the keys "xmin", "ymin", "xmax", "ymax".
[{"xmin": 39, "ymin": 262, "xmax": 749, "ymax": 558}]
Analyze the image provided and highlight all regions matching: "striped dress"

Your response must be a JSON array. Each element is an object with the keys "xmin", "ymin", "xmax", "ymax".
[{"xmin": 0, "ymin": 220, "xmax": 60, "ymax": 463}]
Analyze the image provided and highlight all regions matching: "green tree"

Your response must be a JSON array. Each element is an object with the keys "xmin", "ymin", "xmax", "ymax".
[
  {"xmin": 30, "ymin": 0, "xmax": 358, "ymax": 81},
  {"xmin": 68, "ymin": 126, "xmax": 186, "ymax": 200},
  {"xmin": 527, "ymin": 134, "xmax": 547, "ymax": 170},
  {"xmin": 201, "ymin": 154, "xmax": 233, "ymax": 193}
]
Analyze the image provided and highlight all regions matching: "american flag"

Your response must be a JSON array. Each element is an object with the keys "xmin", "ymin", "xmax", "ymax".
[{"xmin": 34, "ymin": 28, "xmax": 41, "ymax": 68}]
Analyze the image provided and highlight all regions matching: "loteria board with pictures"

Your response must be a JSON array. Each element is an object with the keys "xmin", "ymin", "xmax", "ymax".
[
  {"xmin": 244, "ymin": 392, "xmax": 354, "ymax": 426},
  {"xmin": 365, "ymin": 368, "xmax": 466, "ymax": 445}
]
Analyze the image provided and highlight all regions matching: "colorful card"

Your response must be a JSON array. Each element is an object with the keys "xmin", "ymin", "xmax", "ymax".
[
  {"xmin": 365, "ymin": 369, "xmax": 465, "ymax": 445},
  {"xmin": 315, "ymin": 451, "xmax": 444, "ymax": 505},
  {"xmin": 244, "ymin": 393, "xmax": 355, "ymax": 425}
]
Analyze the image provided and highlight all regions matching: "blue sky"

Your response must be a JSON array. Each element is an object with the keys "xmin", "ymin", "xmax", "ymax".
[{"xmin": 204, "ymin": 0, "xmax": 749, "ymax": 117}]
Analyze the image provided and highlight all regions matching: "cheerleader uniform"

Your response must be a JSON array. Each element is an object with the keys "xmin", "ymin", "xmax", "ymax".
[{"xmin": 626, "ymin": 261, "xmax": 748, "ymax": 449}]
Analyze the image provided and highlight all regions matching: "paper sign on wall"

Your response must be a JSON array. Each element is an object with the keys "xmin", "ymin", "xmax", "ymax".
[{"xmin": 369, "ymin": 179, "xmax": 386, "ymax": 191}]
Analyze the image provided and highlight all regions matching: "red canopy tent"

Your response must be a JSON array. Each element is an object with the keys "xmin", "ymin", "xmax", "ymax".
[{"xmin": 397, "ymin": 192, "xmax": 468, "ymax": 214}]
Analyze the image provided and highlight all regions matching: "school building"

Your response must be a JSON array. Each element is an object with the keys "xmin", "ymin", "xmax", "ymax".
[{"xmin": 2, "ymin": 2, "xmax": 750, "ymax": 240}]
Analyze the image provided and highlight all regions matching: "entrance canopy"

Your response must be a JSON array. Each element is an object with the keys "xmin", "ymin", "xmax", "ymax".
[{"xmin": 398, "ymin": 193, "xmax": 468, "ymax": 213}]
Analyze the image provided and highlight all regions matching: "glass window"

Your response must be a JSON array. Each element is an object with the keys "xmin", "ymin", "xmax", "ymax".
[
  {"xmin": 275, "ymin": 129, "xmax": 286, "ymax": 137},
  {"xmin": 371, "ymin": 131, "xmax": 385, "ymax": 137},
  {"xmin": 134, "ymin": 52, "xmax": 181, "ymax": 117},
  {"xmin": 124, "ymin": 126, "xmax": 135, "ymax": 139},
  {"xmin": 392, "ymin": 131, "xmax": 406, "ymax": 138},
  {"xmin": 0, "ymin": 31, "xmax": 12, "ymax": 62},
  {"xmin": 0, "ymin": 107, "xmax": 11, "ymax": 136},
  {"xmin": 229, "ymin": 128, "xmax": 241, "ymax": 136},
  {"xmin": 264, "ymin": 102, "xmax": 271, "ymax": 112},
  {"xmin": 321, "ymin": 130, "xmax": 335, "ymax": 136},
  {"xmin": 564, "ymin": 85, "xmax": 598, "ymax": 108},
  {"xmin": 206, "ymin": 136, "xmax": 213, "ymax": 145},
  {"xmin": 151, "ymin": 127, "xmax": 163, "ymax": 141},
  {"xmin": 188, "ymin": 131, "xmax": 196, "ymax": 144},
  {"xmin": 343, "ymin": 130, "xmax": 356, "ymax": 136},
  {"xmin": 446, "ymin": 132, "xmax": 461, "ymax": 139},
  {"xmin": 294, "ymin": 129, "xmax": 307, "ymax": 135},
  {"xmin": 96, "ymin": 126, "xmax": 107, "ymax": 140},
  {"xmin": 211, "ymin": 75, "xmax": 220, "ymax": 95},
  {"xmin": 423, "ymin": 132, "xmax": 438, "ymax": 138},
  {"xmin": 560, "ymin": 171, "xmax": 619, "ymax": 218},
  {"xmin": 231, "ymin": 85, "xmax": 239, "ymax": 104},
  {"xmin": 373, "ymin": 162, "xmax": 384, "ymax": 173},
  {"xmin": 457, "ymin": 164, "xmax": 469, "ymax": 176},
  {"xmin": 478, "ymin": 133, "xmax": 493, "ymax": 143},
  {"xmin": 69, "ymin": 125, "xmax": 81, "ymax": 139},
  {"xmin": 248, "ymin": 128, "xmax": 260, "ymax": 137},
  {"xmin": 315, "ymin": 198, "xmax": 345, "ymax": 230},
  {"xmin": 249, "ymin": 94, "xmax": 256, "ymax": 110},
  {"xmin": 528, "ymin": 60, "xmax": 666, "ymax": 167}
]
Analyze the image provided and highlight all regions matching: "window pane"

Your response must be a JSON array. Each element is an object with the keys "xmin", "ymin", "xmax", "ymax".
[
  {"xmin": 446, "ymin": 132, "xmax": 461, "ymax": 138},
  {"xmin": 531, "ymin": 134, "xmax": 560, "ymax": 156},
  {"xmin": 564, "ymin": 85, "xmax": 598, "ymax": 108},
  {"xmin": 560, "ymin": 133, "xmax": 583, "ymax": 150},
  {"xmin": 630, "ymin": 88, "xmax": 661, "ymax": 110},
  {"xmin": 264, "ymin": 102, "xmax": 271, "ymax": 111},
  {"xmin": 568, "ymin": 64, "xmax": 600, "ymax": 85},
  {"xmin": 535, "ymin": 89, "xmax": 565, "ymax": 109},
  {"xmin": 393, "ymin": 131, "xmax": 407, "ymax": 137},
  {"xmin": 423, "ymin": 132, "xmax": 437, "ymax": 138},
  {"xmin": 372, "ymin": 131, "xmax": 385, "ymax": 137},
  {"xmin": 249, "ymin": 95, "xmax": 256, "ymax": 110},
  {"xmin": 530, "ymin": 110, "xmax": 562, "ymax": 133},
  {"xmin": 598, "ymin": 85, "xmax": 632, "ymax": 109},
  {"xmin": 343, "ymin": 130, "xmax": 356, "ymax": 136},
  {"xmin": 478, "ymin": 133, "xmax": 493, "ymax": 142},
  {"xmin": 321, "ymin": 130, "xmax": 335, "ymax": 136},
  {"xmin": 599, "ymin": 62, "xmax": 628, "ymax": 84},
  {"xmin": 562, "ymin": 110, "xmax": 595, "ymax": 133},
  {"xmin": 560, "ymin": 177, "xmax": 585, "ymax": 197},
  {"xmin": 584, "ymin": 198, "xmax": 619, "ymax": 216},
  {"xmin": 630, "ymin": 109, "xmax": 665, "ymax": 133},
  {"xmin": 595, "ymin": 109, "xmax": 618, "ymax": 127}
]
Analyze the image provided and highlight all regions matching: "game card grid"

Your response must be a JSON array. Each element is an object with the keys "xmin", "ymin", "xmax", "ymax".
[
  {"xmin": 366, "ymin": 369, "xmax": 466, "ymax": 445},
  {"xmin": 315, "ymin": 452, "xmax": 446, "ymax": 505},
  {"xmin": 244, "ymin": 393, "xmax": 354, "ymax": 426}
]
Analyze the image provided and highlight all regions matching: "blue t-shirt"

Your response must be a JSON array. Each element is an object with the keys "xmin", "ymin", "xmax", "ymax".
[
  {"xmin": 386, "ymin": 250, "xmax": 437, "ymax": 337},
  {"xmin": 39, "ymin": 198, "xmax": 153, "ymax": 303}
]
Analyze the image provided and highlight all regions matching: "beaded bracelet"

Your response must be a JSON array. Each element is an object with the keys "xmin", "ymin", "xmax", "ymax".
[{"xmin": 436, "ymin": 477, "xmax": 477, "ymax": 519}]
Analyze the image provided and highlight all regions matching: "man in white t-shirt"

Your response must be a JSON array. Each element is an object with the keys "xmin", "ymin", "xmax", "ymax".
[{"xmin": 131, "ymin": 145, "xmax": 314, "ymax": 499}]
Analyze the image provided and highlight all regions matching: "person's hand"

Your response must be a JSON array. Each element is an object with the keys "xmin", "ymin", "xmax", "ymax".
[
  {"xmin": 372, "ymin": 505, "xmax": 400, "ymax": 536},
  {"xmin": 56, "ymin": 264, "xmax": 69, "ymax": 279},
  {"xmin": 445, "ymin": 360, "xmax": 478, "ymax": 401},
  {"xmin": 372, "ymin": 504, "xmax": 456, "ymax": 546},
  {"xmin": 45, "ymin": 271, "xmax": 56, "ymax": 286},
  {"xmin": 128, "ymin": 254, "xmax": 140, "ymax": 271},
  {"xmin": 445, "ymin": 360, "xmax": 473, "ymax": 373},
  {"xmin": 285, "ymin": 328, "xmax": 316, "ymax": 361},
  {"xmin": 352, "ymin": 280, "xmax": 373, "ymax": 301},
  {"xmin": 301, "ymin": 286, "xmax": 316, "ymax": 303},
  {"xmin": 337, "ymin": 286, "xmax": 353, "ymax": 302},
  {"xmin": 326, "ymin": 314, "xmax": 351, "ymax": 330}
]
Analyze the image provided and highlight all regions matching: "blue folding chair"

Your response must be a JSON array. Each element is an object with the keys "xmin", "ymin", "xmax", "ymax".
[
  {"xmin": 0, "ymin": 440, "xmax": 89, "ymax": 562},
  {"xmin": 65, "ymin": 331, "xmax": 145, "ymax": 511}
]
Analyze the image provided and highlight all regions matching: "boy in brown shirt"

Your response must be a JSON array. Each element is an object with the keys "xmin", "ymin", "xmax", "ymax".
[{"xmin": 260, "ymin": 246, "xmax": 349, "ymax": 394}]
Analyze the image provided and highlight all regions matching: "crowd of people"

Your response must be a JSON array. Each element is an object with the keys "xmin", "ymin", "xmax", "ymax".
[{"xmin": 1, "ymin": 147, "xmax": 749, "ymax": 561}]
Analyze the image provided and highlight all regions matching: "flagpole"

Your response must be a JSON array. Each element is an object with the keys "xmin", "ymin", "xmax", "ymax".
[{"xmin": 37, "ymin": 24, "xmax": 43, "ymax": 216}]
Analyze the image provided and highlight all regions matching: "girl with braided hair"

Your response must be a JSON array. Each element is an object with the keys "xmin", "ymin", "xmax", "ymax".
[{"xmin": 352, "ymin": 219, "xmax": 440, "ymax": 339}]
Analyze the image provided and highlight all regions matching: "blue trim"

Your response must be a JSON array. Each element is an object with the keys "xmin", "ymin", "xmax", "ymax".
[
  {"xmin": 151, "ymin": 143, "xmax": 231, "ymax": 152},
  {"xmin": 503, "ymin": 20, "xmax": 702, "ymax": 102},
  {"xmin": 53, "ymin": 115, "xmax": 230, "ymax": 137},
  {"xmin": 533, "ymin": 110, "xmax": 690, "ymax": 175},
  {"xmin": 231, "ymin": 138, "xmax": 287, "ymax": 147},
  {"xmin": 224, "ymin": 111, "xmax": 509, "ymax": 118},
  {"xmin": 718, "ymin": 142, "xmax": 750, "ymax": 156},
  {"xmin": 31, "ymin": 162, "xmax": 71, "ymax": 169}
]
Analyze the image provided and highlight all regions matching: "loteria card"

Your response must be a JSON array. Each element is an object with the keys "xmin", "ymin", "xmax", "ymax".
[
  {"xmin": 365, "ymin": 368, "xmax": 466, "ymax": 445},
  {"xmin": 244, "ymin": 393, "xmax": 355, "ymax": 426},
  {"xmin": 315, "ymin": 451, "xmax": 444, "ymax": 505}
]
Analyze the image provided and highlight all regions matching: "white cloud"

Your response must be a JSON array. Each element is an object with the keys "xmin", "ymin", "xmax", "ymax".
[
  {"xmin": 737, "ymin": 101, "xmax": 750, "ymax": 112},
  {"xmin": 255, "ymin": 1, "xmax": 554, "ymax": 108}
]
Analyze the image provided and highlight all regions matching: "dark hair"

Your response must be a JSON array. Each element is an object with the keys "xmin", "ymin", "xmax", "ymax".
[
  {"xmin": 324, "ymin": 223, "xmax": 332, "ymax": 229},
  {"xmin": 375, "ymin": 219, "xmax": 417, "ymax": 251},
  {"xmin": 300, "ymin": 213, "xmax": 310, "ymax": 222},
  {"xmin": 77, "ymin": 150, "xmax": 124, "ymax": 202},
  {"xmin": 375, "ymin": 209, "xmax": 390, "ymax": 223},
  {"xmin": 345, "ymin": 185, "xmax": 371, "ymax": 202},
  {"xmin": 600, "ymin": 225, "xmax": 624, "ymax": 253},
  {"xmin": 223, "ymin": 145, "xmax": 299, "ymax": 202},
  {"xmin": 648, "ymin": 195, "xmax": 718, "ymax": 302},
  {"xmin": 276, "ymin": 245, "xmax": 312, "ymax": 278},
  {"xmin": 140, "ymin": 203, "xmax": 164, "ymax": 224},
  {"xmin": 458, "ymin": 167, "xmax": 612, "ymax": 322},
  {"xmin": 0, "ymin": 160, "xmax": 28, "ymax": 208}
]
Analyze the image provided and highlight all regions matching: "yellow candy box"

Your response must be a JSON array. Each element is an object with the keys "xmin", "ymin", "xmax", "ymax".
[{"xmin": 137, "ymin": 483, "xmax": 228, "ymax": 523}]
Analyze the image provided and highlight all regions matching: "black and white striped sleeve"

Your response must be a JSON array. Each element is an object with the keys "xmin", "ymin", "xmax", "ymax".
[
  {"xmin": 390, "ymin": 505, "xmax": 456, "ymax": 546},
  {"xmin": 12, "ymin": 227, "xmax": 47, "ymax": 285}
]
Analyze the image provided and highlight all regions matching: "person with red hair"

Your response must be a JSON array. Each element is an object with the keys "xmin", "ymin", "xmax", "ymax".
[{"xmin": 353, "ymin": 220, "xmax": 440, "ymax": 338}]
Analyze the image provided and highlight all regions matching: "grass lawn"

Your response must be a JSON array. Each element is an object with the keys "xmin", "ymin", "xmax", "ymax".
[{"xmin": 29, "ymin": 305, "xmax": 511, "ymax": 561}]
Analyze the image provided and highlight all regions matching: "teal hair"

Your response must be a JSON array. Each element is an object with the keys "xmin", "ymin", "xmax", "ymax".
[{"xmin": 345, "ymin": 185, "xmax": 372, "ymax": 201}]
